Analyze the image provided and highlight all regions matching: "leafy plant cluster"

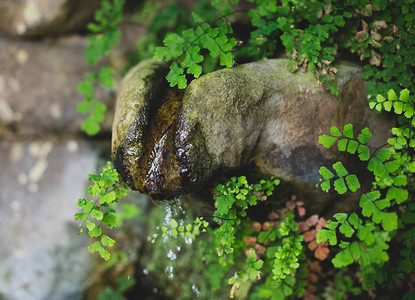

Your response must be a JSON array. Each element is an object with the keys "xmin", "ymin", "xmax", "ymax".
[
  {"xmin": 144, "ymin": 0, "xmax": 415, "ymax": 98},
  {"xmin": 75, "ymin": 162, "xmax": 129, "ymax": 260},
  {"xmin": 77, "ymin": 0, "xmax": 415, "ymax": 136},
  {"xmin": 316, "ymin": 89, "xmax": 415, "ymax": 293},
  {"xmin": 146, "ymin": 177, "xmax": 362, "ymax": 299},
  {"xmin": 97, "ymin": 276, "xmax": 136, "ymax": 300},
  {"xmin": 77, "ymin": 0, "xmax": 124, "ymax": 135},
  {"xmin": 154, "ymin": 12, "xmax": 237, "ymax": 88}
]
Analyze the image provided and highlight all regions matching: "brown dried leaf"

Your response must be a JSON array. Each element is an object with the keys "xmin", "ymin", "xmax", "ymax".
[
  {"xmin": 373, "ymin": 20, "xmax": 388, "ymax": 29},
  {"xmin": 393, "ymin": 24, "xmax": 399, "ymax": 35},
  {"xmin": 315, "ymin": 246, "xmax": 330, "ymax": 261},
  {"xmin": 260, "ymin": 195, "xmax": 267, "ymax": 201},
  {"xmin": 307, "ymin": 215, "xmax": 319, "ymax": 227},
  {"xmin": 303, "ymin": 229, "xmax": 317, "ymax": 242},
  {"xmin": 362, "ymin": 19, "xmax": 369, "ymax": 32},
  {"xmin": 244, "ymin": 236, "xmax": 257, "ymax": 246},
  {"xmin": 298, "ymin": 206, "xmax": 306, "ymax": 217},
  {"xmin": 286, "ymin": 201, "xmax": 296, "ymax": 210},
  {"xmin": 299, "ymin": 221, "xmax": 309, "ymax": 232},
  {"xmin": 371, "ymin": 30, "xmax": 382, "ymax": 41},
  {"xmin": 250, "ymin": 221, "xmax": 262, "ymax": 232},
  {"xmin": 268, "ymin": 211, "xmax": 279, "ymax": 220},
  {"xmin": 325, "ymin": 5, "xmax": 332, "ymax": 15},
  {"xmin": 363, "ymin": 4, "xmax": 373, "ymax": 16},
  {"xmin": 307, "ymin": 259, "xmax": 322, "ymax": 273},
  {"xmin": 369, "ymin": 49, "xmax": 382, "ymax": 66},
  {"xmin": 303, "ymin": 291, "xmax": 316, "ymax": 300},
  {"xmin": 255, "ymin": 244, "xmax": 266, "ymax": 255},
  {"xmin": 308, "ymin": 272, "xmax": 319, "ymax": 283},
  {"xmin": 308, "ymin": 240, "xmax": 318, "ymax": 251},
  {"xmin": 262, "ymin": 221, "xmax": 271, "ymax": 231},
  {"xmin": 316, "ymin": 218, "xmax": 327, "ymax": 230}
]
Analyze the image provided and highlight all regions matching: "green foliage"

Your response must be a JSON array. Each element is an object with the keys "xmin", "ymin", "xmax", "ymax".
[
  {"xmin": 212, "ymin": 176, "xmax": 280, "ymax": 256},
  {"xmin": 75, "ymin": 162, "xmax": 129, "ymax": 260},
  {"xmin": 150, "ymin": 176, "xmax": 317, "ymax": 299},
  {"xmin": 132, "ymin": 0, "xmax": 218, "ymax": 62},
  {"xmin": 97, "ymin": 276, "xmax": 136, "ymax": 300},
  {"xmin": 319, "ymin": 124, "xmax": 371, "ymax": 160},
  {"xmin": 151, "ymin": 216, "xmax": 209, "ymax": 242},
  {"xmin": 318, "ymin": 161, "xmax": 360, "ymax": 194},
  {"xmin": 75, "ymin": 1, "xmax": 415, "ymax": 297},
  {"xmin": 322, "ymin": 269, "xmax": 362, "ymax": 300},
  {"xmin": 154, "ymin": 13, "xmax": 237, "ymax": 88},
  {"xmin": 77, "ymin": 0, "xmax": 124, "ymax": 135},
  {"xmin": 317, "ymin": 89, "xmax": 415, "ymax": 291}
]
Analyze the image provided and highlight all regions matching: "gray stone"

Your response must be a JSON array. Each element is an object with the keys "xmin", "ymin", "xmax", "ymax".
[
  {"xmin": 112, "ymin": 59, "xmax": 393, "ymax": 203},
  {"xmin": 0, "ymin": 30, "xmax": 140, "ymax": 138},
  {"xmin": 0, "ymin": 0, "xmax": 100, "ymax": 37},
  {"xmin": 0, "ymin": 139, "xmax": 98, "ymax": 300}
]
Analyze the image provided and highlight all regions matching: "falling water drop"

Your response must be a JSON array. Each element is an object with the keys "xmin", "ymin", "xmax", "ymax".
[
  {"xmin": 192, "ymin": 284, "xmax": 200, "ymax": 297},
  {"xmin": 167, "ymin": 249, "xmax": 177, "ymax": 260}
]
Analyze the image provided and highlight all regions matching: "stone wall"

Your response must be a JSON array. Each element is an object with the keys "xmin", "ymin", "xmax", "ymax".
[{"xmin": 0, "ymin": 2, "xmax": 147, "ymax": 299}]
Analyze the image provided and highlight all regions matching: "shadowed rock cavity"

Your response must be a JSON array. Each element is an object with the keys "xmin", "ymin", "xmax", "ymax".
[{"xmin": 112, "ymin": 59, "xmax": 393, "ymax": 200}]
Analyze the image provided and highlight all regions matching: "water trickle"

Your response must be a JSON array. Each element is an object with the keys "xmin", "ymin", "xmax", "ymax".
[
  {"xmin": 158, "ymin": 198, "xmax": 187, "ymax": 280},
  {"xmin": 165, "ymin": 265, "xmax": 174, "ymax": 279},
  {"xmin": 192, "ymin": 284, "xmax": 200, "ymax": 297},
  {"xmin": 167, "ymin": 249, "xmax": 177, "ymax": 260},
  {"xmin": 184, "ymin": 236, "xmax": 193, "ymax": 245}
]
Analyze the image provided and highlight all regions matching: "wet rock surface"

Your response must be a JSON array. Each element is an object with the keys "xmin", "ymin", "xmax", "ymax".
[{"xmin": 112, "ymin": 58, "xmax": 393, "ymax": 201}]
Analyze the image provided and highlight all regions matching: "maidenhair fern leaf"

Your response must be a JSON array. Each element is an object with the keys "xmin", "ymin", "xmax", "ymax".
[
  {"xmin": 319, "ymin": 135, "xmax": 337, "ymax": 148},
  {"xmin": 358, "ymin": 145, "xmax": 370, "ymax": 161},
  {"xmin": 381, "ymin": 212, "xmax": 398, "ymax": 231},
  {"xmin": 319, "ymin": 167, "xmax": 334, "ymax": 180},
  {"xmin": 330, "ymin": 126, "xmax": 342, "ymax": 136},
  {"xmin": 345, "ymin": 174, "xmax": 360, "ymax": 192},
  {"xmin": 333, "ymin": 213, "xmax": 347, "ymax": 222},
  {"xmin": 337, "ymin": 139, "xmax": 348, "ymax": 151},
  {"xmin": 339, "ymin": 221, "xmax": 355, "ymax": 238},
  {"xmin": 400, "ymin": 89, "xmax": 410, "ymax": 102},
  {"xmin": 334, "ymin": 178, "xmax": 347, "ymax": 194},
  {"xmin": 332, "ymin": 248, "xmax": 354, "ymax": 268},
  {"xmin": 333, "ymin": 162, "xmax": 348, "ymax": 177},
  {"xmin": 387, "ymin": 89, "xmax": 398, "ymax": 101},
  {"xmin": 357, "ymin": 127, "xmax": 372, "ymax": 144},
  {"xmin": 347, "ymin": 140, "xmax": 359, "ymax": 154},
  {"xmin": 316, "ymin": 229, "xmax": 337, "ymax": 246},
  {"xmin": 320, "ymin": 180, "xmax": 331, "ymax": 192},
  {"xmin": 343, "ymin": 124, "xmax": 354, "ymax": 139}
]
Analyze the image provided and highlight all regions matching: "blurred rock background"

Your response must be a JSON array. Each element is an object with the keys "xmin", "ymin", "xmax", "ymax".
[{"xmin": 0, "ymin": 1, "xmax": 149, "ymax": 299}]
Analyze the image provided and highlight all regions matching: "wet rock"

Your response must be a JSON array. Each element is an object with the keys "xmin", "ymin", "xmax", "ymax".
[
  {"xmin": 0, "ymin": 0, "xmax": 100, "ymax": 37},
  {"xmin": 112, "ymin": 59, "xmax": 393, "ymax": 201}
]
